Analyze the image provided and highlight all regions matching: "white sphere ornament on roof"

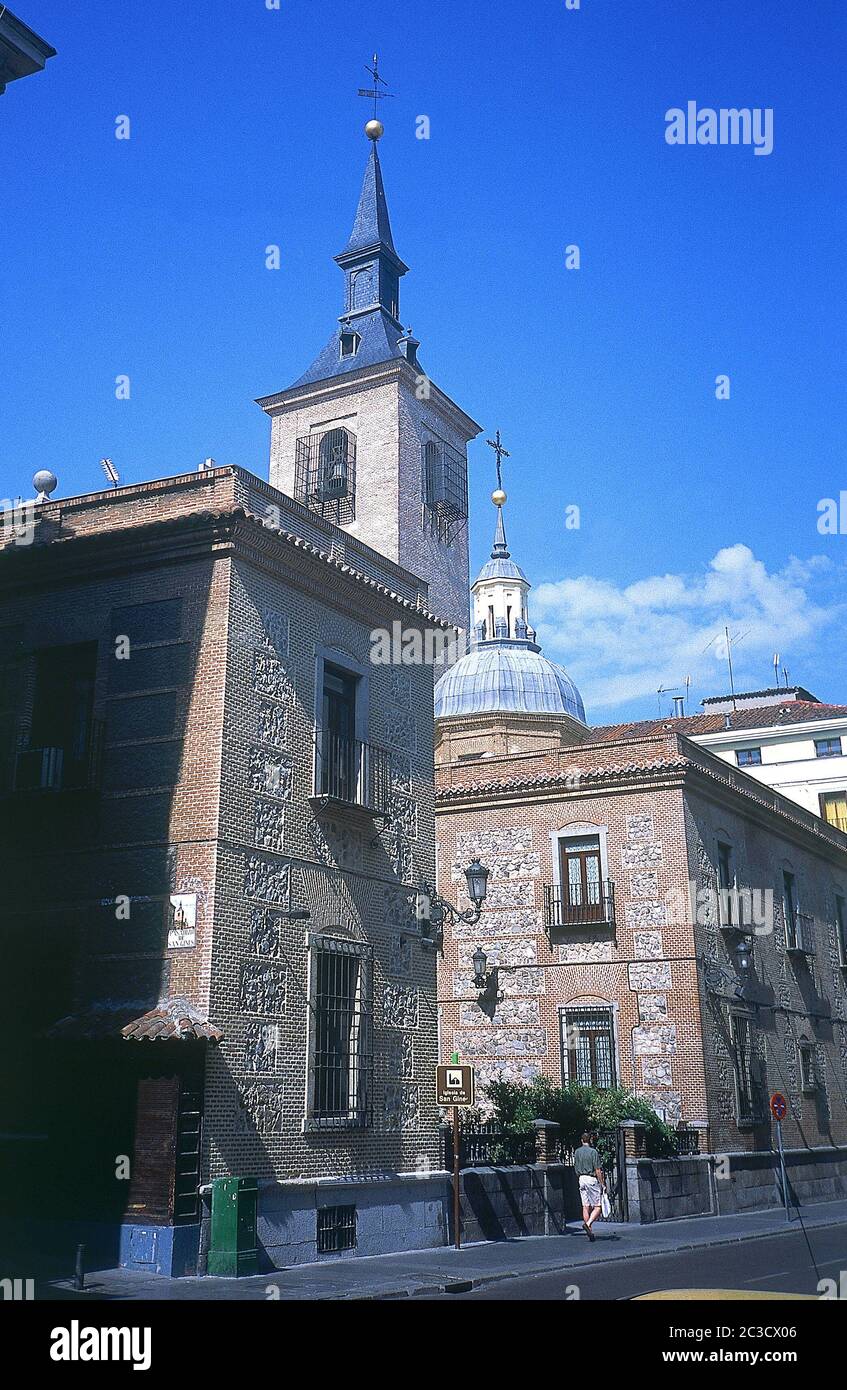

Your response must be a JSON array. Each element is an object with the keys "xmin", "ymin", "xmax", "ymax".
[{"xmin": 33, "ymin": 470, "xmax": 58, "ymax": 502}]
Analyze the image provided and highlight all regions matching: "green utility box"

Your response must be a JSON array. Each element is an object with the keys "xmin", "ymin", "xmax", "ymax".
[{"xmin": 207, "ymin": 1176, "xmax": 259, "ymax": 1277}]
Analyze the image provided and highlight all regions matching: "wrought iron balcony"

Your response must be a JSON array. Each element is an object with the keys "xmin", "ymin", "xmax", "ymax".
[
  {"xmin": 785, "ymin": 911, "xmax": 815, "ymax": 956},
  {"xmin": 313, "ymin": 731, "xmax": 391, "ymax": 817},
  {"xmin": 544, "ymin": 880, "xmax": 615, "ymax": 934},
  {"xmin": 11, "ymin": 720, "xmax": 104, "ymax": 795}
]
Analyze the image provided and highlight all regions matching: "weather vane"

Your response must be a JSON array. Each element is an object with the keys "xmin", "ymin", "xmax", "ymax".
[
  {"xmin": 358, "ymin": 53, "xmax": 395, "ymax": 137},
  {"xmin": 486, "ymin": 429, "xmax": 511, "ymax": 497}
]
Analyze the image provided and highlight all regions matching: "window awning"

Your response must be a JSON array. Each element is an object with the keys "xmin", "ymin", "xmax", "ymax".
[{"xmin": 45, "ymin": 997, "xmax": 223, "ymax": 1043}]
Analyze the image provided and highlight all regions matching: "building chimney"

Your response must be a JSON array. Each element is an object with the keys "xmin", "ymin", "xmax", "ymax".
[{"xmin": 672, "ymin": 696, "xmax": 685, "ymax": 718}]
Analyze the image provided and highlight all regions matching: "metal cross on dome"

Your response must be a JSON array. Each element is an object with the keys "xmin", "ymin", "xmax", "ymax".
[
  {"xmin": 486, "ymin": 429, "xmax": 511, "ymax": 492},
  {"xmin": 358, "ymin": 54, "xmax": 395, "ymax": 120}
]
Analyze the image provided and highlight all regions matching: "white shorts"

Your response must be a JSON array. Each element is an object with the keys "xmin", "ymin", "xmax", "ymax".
[{"xmin": 578, "ymin": 1175, "xmax": 602, "ymax": 1208}]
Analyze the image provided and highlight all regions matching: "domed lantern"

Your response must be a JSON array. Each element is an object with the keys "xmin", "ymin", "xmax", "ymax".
[
  {"xmin": 464, "ymin": 858, "xmax": 489, "ymax": 908},
  {"xmin": 472, "ymin": 947, "xmax": 488, "ymax": 989}
]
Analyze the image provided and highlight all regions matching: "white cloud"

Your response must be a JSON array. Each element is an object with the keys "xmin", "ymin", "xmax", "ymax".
[{"xmin": 532, "ymin": 545, "xmax": 842, "ymax": 715}]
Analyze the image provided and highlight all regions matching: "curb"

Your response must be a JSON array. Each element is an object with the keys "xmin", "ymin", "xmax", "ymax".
[{"xmin": 334, "ymin": 1210, "xmax": 847, "ymax": 1301}]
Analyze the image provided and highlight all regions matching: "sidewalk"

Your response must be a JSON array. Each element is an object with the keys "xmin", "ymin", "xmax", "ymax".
[{"xmin": 40, "ymin": 1198, "xmax": 847, "ymax": 1301}]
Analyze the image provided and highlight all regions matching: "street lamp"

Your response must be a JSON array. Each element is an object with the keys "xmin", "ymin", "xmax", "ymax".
[
  {"xmin": 472, "ymin": 946, "xmax": 488, "ymax": 989},
  {"xmin": 734, "ymin": 932, "xmax": 754, "ymax": 977},
  {"xmin": 417, "ymin": 859, "xmax": 490, "ymax": 948},
  {"xmin": 464, "ymin": 858, "xmax": 490, "ymax": 910}
]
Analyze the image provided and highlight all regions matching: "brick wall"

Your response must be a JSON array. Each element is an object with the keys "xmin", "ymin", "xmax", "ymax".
[
  {"xmin": 435, "ymin": 726, "xmax": 847, "ymax": 1153},
  {"xmin": 263, "ymin": 362, "xmax": 475, "ymax": 638},
  {"xmin": 0, "ymin": 466, "xmax": 447, "ymax": 1207}
]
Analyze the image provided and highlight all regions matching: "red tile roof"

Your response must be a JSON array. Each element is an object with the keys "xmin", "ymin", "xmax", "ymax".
[
  {"xmin": 588, "ymin": 701, "xmax": 847, "ymax": 743},
  {"xmin": 46, "ymin": 998, "xmax": 223, "ymax": 1043}
]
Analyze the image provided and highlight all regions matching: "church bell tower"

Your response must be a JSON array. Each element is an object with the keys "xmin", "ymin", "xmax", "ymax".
[{"xmin": 257, "ymin": 64, "xmax": 480, "ymax": 636}]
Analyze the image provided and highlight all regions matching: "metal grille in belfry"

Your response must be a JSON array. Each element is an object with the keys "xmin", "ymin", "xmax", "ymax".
[
  {"xmin": 313, "ymin": 940, "xmax": 373, "ymax": 1125},
  {"xmin": 294, "ymin": 428, "xmax": 356, "ymax": 524},
  {"xmin": 422, "ymin": 437, "xmax": 467, "ymax": 541},
  {"xmin": 561, "ymin": 1007, "xmax": 616, "ymax": 1090}
]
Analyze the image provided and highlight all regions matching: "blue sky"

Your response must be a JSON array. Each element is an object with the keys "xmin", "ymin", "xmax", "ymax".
[{"xmin": 2, "ymin": 0, "xmax": 845, "ymax": 721}]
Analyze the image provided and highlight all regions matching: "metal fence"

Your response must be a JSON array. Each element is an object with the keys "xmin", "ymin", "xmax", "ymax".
[
  {"xmin": 441, "ymin": 1122, "xmax": 537, "ymax": 1169},
  {"xmin": 671, "ymin": 1129, "xmax": 701, "ymax": 1156}
]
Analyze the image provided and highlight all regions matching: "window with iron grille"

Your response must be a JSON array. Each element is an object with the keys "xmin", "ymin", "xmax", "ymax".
[
  {"xmin": 731, "ymin": 1013, "xmax": 765, "ymax": 1123},
  {"xmin": 836, "ymin": 894, "xmax": 847, "ymax": 968},
  {"xmin": 422, "ymin": 436, "xmax": 467, "ymax": 542},
  {"xmin": 561, "ymin": 1006, "xmax": 616, "ymax": 1090},
  {"xmin": 716, "ymin": 840, "xmax": 736, "ymax": 928},
  {"xmin": 307, "ymin": 936, "xmax": 372, "ymax": 1129},
  {"xmin": 820, "ymin": 792, "xmax": 847, "ymax": 834},
  {"xmin": 294, "ymin": 428, "xmax": 356, "ymax": 524},
  {"xmin": 799, "ymin": 1040, "xmax": 817, "ymax": 1092},
  {"xmin": 317, "ymin": 1204, "xmax": 357, "ymax": 1253}
]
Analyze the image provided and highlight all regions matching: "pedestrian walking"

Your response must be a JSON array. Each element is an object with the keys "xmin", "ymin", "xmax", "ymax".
[{"xmin": 574, "ymin": 1131, "xmax": 606, "ymax": 1240}]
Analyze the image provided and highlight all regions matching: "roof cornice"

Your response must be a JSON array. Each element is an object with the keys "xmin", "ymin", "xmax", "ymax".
[
  {"xmin": 256, "ymin": 357, "xmax": 482, "ymax": 440},
  {"xmin": 0, "ymin": 505, "xmax": 453, "ymax": 629}
]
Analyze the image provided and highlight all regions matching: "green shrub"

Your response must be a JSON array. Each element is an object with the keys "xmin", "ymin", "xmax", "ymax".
[{"xmin": 482, "ymin": 1078, "xmax": 677, "ymax": 1164}]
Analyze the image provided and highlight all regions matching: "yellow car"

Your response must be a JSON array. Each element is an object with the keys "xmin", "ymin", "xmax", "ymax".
[{"xmin": 632, "ymin": 1289, "xmax": 818, "ymax": 1301}]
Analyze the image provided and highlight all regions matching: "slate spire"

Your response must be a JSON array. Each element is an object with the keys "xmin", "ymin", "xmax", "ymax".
[
  {"xmin": 334, "ymin": 138, "xmax": 408, "ymax": 325},
  {"xmin": 491, "ymin": 501, "xmax": 510, "ymax": 558},
  {"xmin": 339, "ymin": 141, "xmax": 398, "ymax": 260}
]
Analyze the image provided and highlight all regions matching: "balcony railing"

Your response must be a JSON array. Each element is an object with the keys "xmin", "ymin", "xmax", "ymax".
[
  {"xmin": 544, "ymin": 880, "xmax": 615, "ymax": 933},
  {"xmin": 314, "ymin": 731, "xmax": 391, "ymax": 816},
  {"xmin": 11, "ymin": 721, "xmax": 104, "ymax": 795},
  {"xmin": 786, "ymin": 911, "xmax": 816, "ymax": 956}
]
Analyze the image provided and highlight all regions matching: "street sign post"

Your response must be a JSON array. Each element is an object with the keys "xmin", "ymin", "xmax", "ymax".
[
  {"xmin": 436, "ymin": 1064, "xmax": 475, "ymax": 1249},
  {"xmin": 436, "ymin": 1064, "xmax": 475, "ymax": 1107},
  {"xmin": 770, "ymin": 1093, "xmax": 790, "ymax": 1222}
]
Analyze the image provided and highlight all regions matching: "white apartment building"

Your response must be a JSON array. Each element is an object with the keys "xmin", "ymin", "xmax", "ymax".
[{"xmin": 688, "ymin": 687, "xmax": 847, "ymax": 830}]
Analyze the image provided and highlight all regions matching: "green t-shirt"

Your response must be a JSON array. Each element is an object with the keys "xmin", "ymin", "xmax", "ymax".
[{"xmin": 574, "ymin": 1144, "xmax": 601, "ymax": 1176}]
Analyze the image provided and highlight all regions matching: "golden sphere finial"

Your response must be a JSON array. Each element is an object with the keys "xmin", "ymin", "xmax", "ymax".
[
  {"xmin": 492, "ymin": 488, "xmax": 507, "ymax": 507},
  {"xmin": 365, "ymin": 119, "xmax": 384, "ymax": 141}
]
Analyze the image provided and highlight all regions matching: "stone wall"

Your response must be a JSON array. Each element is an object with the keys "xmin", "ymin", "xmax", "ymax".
[
  {"xmin": 712, "ymin": 1145, "xmax": 847, "ymax": 1216},
  {"xmin": 235, "ymin": 1162, "xmax": 574, "ymax": 1269},
  {"xmin": 436, "ymin": 786, "xmax": 709, "ymax": 1127},
  {"xmin": 684, "ymin": 792, "xmax": 847, "ymax": 1155},
  {"xmin": 626, "ymin": 1157, "xmax": 714, "ymax": 1224},
  {"xmin": 626, "ymin": 1145, "xmax": 847, "ymax": 1222},
  {"xmin": 206, "ymin": 537, "xmax": 441, "ymax": 1182}
]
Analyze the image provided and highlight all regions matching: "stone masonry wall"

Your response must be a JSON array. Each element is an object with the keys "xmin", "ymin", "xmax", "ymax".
[
  {"xmin": 684, "ymin": 792, "xmax": 847, "ymax": 1154},
  {"xmin": 436, "ymin": 786, "xmax": 710, "ymax": 1127}
]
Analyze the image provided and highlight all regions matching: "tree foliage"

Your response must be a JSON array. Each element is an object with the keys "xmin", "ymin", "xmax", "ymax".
[{"xmin": 483, "ymin": 1078, "xmax": 678, "ymax": 1166}]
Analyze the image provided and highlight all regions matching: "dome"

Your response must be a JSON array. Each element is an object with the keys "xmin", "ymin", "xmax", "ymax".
[
  {"xmin": 435, "ymin": 640, "xmax": 587, "ymax": 723},
  {"xmin": 473, "ymin": 555, "xmax": 528, "ymax": 584}
]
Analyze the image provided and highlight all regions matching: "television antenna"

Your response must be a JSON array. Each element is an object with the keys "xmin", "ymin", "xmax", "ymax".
[
  {"xmin": 657, "ymin": 675, "xmax": 691, "ymax": 717},
  {"xmin": 703, "ymin": 626, "xmax": 749, "ymax": 710},
  {"xmin": 100, "ymin": 458, "xmax": 119, "ymax": 489}
]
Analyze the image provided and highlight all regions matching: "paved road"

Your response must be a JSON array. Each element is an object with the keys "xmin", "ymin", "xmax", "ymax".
[{"xmin": 421, "ymin": 1221, "xmax": 847, "ymax": 1300}]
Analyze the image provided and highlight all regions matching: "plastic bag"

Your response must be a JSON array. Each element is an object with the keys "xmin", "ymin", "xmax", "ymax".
[{"xmin": 601, "ymin": 1190, "xmax": 612, "ymax": 1220}]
